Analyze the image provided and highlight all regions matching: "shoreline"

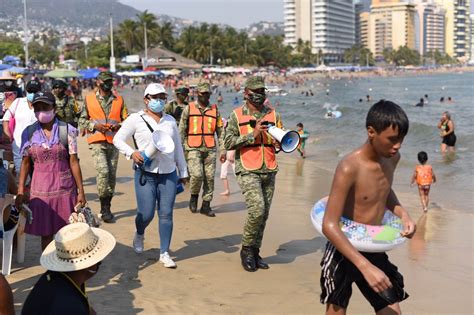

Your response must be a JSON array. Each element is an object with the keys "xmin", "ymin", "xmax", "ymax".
[{"xmin": 5, "ymin": 136, "xmax": 473, "ymax": 314}]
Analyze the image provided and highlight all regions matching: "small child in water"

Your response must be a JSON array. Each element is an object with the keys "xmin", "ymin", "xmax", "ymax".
[
  {"xmin": 296, "ymin": 123, "xmax": 309, "ymax": 158},
  {"xmin": 411, "ymin": 151, "xmax": 436, "ymax": 212}
]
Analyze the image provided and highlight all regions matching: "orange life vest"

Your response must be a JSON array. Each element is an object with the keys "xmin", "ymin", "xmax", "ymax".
[
  {"xmin": 234, "ymin": 106, "xmax": 277, "ymax": 171},
  {"xmin": 85, "ymin": 93, "xmax": 124, "ymax": 144},
  {"xmin": 187, "ymin": 102, "xmax": 218, "ymax": 148},
  {"xmin": 416, "ymin": 165, "xmax": 433, "ymax": 186}
]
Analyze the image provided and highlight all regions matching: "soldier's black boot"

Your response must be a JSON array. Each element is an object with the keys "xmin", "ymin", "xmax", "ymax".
[
  {"xmin": 189, "ymin": 195, "xmax": 199, "ymax": 213},
  {"xmin": 240, "ymin": 246, "xmax": 257, "ymax": 272},
  {"xmin": 100, "ymin": 196, "xmax": 114, "ymax": 223},
  {"xmin": 253, "ymin": 247, "xmax": 269, "ymax": 269},
  {"xmin": 200, "ymin": 200, "xmax": 216, "ymax": 217}
]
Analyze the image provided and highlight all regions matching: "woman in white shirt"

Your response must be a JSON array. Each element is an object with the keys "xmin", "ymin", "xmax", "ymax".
[
  {"xmin": 113, "ymin": 83, "xmax": 188, "ymax": 268},
  {"xmin": 2, "ymin": 80, "xmax": 40, "ymax": 175}
]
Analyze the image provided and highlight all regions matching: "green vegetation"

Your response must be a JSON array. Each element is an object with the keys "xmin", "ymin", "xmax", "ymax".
[
  {"xmin": 343, "ymin": 45, "xmax": 375, "ymax": 66},
  {"xmin": 0, "ymin": 10, "xmax": 461, "ymax": 68}
]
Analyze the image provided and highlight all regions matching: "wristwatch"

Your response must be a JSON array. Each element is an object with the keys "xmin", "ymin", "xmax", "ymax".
[{"xmin": 247, "ymin": 133, "xmax": 255, "ymax": 144}]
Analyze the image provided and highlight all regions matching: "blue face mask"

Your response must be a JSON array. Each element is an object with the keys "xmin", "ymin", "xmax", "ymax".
[
  {"xmin": 27, "ymin": 93, "xmax": 35, "ymax": 102},
  {"xmin": 148, "ymin": 99, "xmax": 166, "ymax": 113}
]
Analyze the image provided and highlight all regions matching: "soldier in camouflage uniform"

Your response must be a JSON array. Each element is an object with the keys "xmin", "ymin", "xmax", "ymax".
[
  {"xmin": 164, "ymin": 86, "xmax": 189, "ymax": 127},
  {"xmin": 79, "ymin": 71, "xmax": 128, "ymax": 223},
  {"xmin": 179, "ymin": 82, "xmax": 226, "ymax": 217},
  {"xmin": 52, "ymin": 80, "xmax": 80, "ymax": 128},
  {"xmin": 224, "ymin": 76, "xmax": 283, "ymax": 272}
]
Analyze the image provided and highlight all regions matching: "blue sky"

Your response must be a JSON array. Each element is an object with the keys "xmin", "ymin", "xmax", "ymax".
[{"xmin": 120, "ymin": 0, "xmax": 473, "ymax": 29}]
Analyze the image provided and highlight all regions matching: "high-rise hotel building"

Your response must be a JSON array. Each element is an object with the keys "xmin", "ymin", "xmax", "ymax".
[
  {"xmin": 434, "ymin": 0, "xmax": 471, "ymax": 60},
  {"xmin": 368, "ymin": 0, "xmax": 417, "ymax": 59},
  {"xmin": 284, "ymin": 0, "xmax": 355, "ymax": 63},
  {"xmin": 414, "ymin": 0, "xmax": 446, "ymax": 56}
]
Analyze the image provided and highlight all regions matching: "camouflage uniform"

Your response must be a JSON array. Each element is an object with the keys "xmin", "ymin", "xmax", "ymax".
[
  {"xmin": 224, "ymin": 77, "xmax": 283, "ymax": 249},
  {"xmin": 55, "ymin": 94, "xmax": 80, "ymax": 128},
  {"xmin": 164, "ymin": 86, "xmax": 189, "ymax": 128},
  {"xmin": 52, "ymin": 80, "xmax": 80, "ymax": 128},
  {"xmin": 78, "ymin": 73, "xmax": 128, "ymax": 201},
  {"xmin": 179, "ymin": 83, "xmax": 225, "ymax": 204}
]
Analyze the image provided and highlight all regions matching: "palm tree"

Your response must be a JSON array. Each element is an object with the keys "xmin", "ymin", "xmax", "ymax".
[
  {"xmin": 157, "ymin": 22, "xmax": 175, "ymax": 49},
  {"xmin": 117, "ymin": 19, "xmax": 139, "ymax": 54},
  {"xmin": 136, "ymin": 10, "xmax": 159, "ymax": 50}
]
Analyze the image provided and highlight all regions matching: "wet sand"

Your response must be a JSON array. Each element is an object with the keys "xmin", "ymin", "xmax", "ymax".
[{"xmin": 5, "ymin": 137, "xmax": 473, "ymax": 314}]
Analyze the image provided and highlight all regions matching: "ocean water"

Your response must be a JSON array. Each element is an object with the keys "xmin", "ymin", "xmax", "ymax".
[
  {"xmin": 215, "ymin": 72, "xmax": 474, "ymax": 213},
  {"xmin": 124, "ymin": 71, "xmax": 473, "ymax": 212}
]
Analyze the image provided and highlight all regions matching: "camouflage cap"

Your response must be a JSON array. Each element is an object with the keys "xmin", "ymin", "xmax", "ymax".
[
  {"xmin": 196, "ymin": 82, "xmax": 211, "ymax": 93},
  {"xmin": 175, "ymin": 86, "xmax": 190, "ymax": 94},
  {"xmin": 97, "ymin": 71, "xmax": 113, "ymax": 81},
  {"xmin": 245, "ymin": 76, "xmax": 265, "ymax": 90}
]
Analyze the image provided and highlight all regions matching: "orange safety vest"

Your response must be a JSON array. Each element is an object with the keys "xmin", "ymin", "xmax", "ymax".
[
  {"xmin": 85, "ymin": 93, "xmax": 124, "ymax": 144},
  {"xmin": 416, "ymin": 165, "xmax": 433, "ymax": 186},
  {"xmin": 234, "ymin": 106, "xmax": 277, "ymax": 171},
  {"xmin": 187, "ymin": 102, "xmax": 218, "ymax": 148}
]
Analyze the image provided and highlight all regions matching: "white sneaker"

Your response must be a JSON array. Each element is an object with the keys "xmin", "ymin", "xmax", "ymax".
[
  {"xmin": 133, "ymin": 233, "xmax": 144, "ymax": 254},
  {"xmin": 159, "ymin": 252, "xmax": 177, "ymax": 268}
]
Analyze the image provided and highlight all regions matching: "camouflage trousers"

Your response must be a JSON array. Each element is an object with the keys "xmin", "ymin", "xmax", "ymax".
[
  {"xmin": 89, "ymin": 142, "xmax": 119, "ymax": 198},
  {"xmin": 186, "ymin": 150, "xmax": 216, "ymax": 202},
  {"xmin": 236, "ymin": 172, "xmax": 276, "ymax": 248}
]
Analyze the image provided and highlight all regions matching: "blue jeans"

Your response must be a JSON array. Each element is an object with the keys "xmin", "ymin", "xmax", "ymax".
[{"xmin": 134, "ymin": 169, "xmax": 177, "ymax": 254}]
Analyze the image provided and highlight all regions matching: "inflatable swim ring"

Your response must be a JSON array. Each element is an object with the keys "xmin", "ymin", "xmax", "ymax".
[
  {"xmin": 310, "ymin": 197, "xmax": 407, "ymax": 252},
  {"xmin": 324, "ymin": 111, "xmax": 342, "ymax": 119}
]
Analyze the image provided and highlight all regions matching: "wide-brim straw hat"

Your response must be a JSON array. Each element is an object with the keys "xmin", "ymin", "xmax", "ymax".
[
  {"xmin": 0, "ymin": 71, "xmax": 16, "ymax": 80},
  {"xmin": 40, "ymin": 223, "xmax": 116, "ymax": 272}
]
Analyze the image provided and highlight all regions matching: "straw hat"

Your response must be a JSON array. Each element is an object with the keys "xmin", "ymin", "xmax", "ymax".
[
  {"xmin": 40, "ymin": 223, "xmax": 116, "ymax": 272},
  {"xmin": 0, "ymin": 71, "xmax": 16, "ymax": 80}
]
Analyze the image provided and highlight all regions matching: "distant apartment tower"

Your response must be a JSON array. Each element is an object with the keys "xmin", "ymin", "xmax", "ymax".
[
  {"xmin": 284, "ymin": 0, "xmax": 355, "ymax": 63},
  {"xmin": 414, "ymin": 0, "xmax": 446, "ymax": 56},
  {"xmin": 368, "ymin": 1, "xmax": 417, "ymax": 59},
  {"xmin": 355, "ymin": 0, "xmax": 371, "ymax": 46},
  {"xmin": 435, "ymin": 0, "xmax": 471, "ymax": 60},
  {"xmin": 471, "ymin": 14, "xmax": 474, "ymax": 61},
  {"xmin": 283, "ymin": 0, "xmax": 312, "ymax": 47}
]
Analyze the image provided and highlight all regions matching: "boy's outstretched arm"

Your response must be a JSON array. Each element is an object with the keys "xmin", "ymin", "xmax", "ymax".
[
  {"xmin": 322, "ymin": 160, "xmax": 393, "ymax": 293},
  {"xmin": 386, "ymin": 189, "xmax": 416, "ymax": 238}
]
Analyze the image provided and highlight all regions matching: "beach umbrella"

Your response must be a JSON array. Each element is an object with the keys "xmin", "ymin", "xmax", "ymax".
[{"xmin": 44, "ymin": 69, "xmax": 82, "ymax": 78}]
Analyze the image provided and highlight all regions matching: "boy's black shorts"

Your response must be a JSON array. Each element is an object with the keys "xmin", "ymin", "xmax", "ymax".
[{"xmin": 320, "ymin": 242, "xmax": 409, "ymax": 312}]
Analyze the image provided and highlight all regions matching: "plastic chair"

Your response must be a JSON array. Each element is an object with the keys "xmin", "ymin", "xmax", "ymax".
[{"xmin": 1, "ymin": 194, "xmax": 18, "ymax": 275}]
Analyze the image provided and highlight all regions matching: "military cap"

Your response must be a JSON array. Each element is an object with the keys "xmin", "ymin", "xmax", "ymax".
[
  {"xmin": 97, "ymin": 71, "xmax": 113, "ymax": 81},
  {"xmin": 196, "ymin": 82, "xmax": 211, "ymax": 93},
  {"xmin": 245, "ymin": 76, "xmax": 265, "ymax": 90},
  {"xmin": 175, "ymin": 86, "xmax": 190, "ymax": 94},
  {"xmin": 52, "ymin": 79, "xmax": 68, "ymax": 89}
]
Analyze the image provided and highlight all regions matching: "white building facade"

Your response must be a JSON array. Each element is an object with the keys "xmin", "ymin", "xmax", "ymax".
[
  {"xmin": 414, "ymin": 0, "xmax": 446, "ymax": 56},
  {"xmin": 284, "ymin": 0, "xmax": 355, "ymax": 63}
]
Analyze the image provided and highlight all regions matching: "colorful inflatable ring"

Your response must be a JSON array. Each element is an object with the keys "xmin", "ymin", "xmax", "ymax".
[{"xmin": 310, "ymin": 197, "xmax": 407, "ymax": 252}]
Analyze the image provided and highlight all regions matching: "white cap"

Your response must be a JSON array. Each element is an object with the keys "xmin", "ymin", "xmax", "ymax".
[{"xmin": 144, "ymin": 83, "xmax": 167, "ymax": 97}]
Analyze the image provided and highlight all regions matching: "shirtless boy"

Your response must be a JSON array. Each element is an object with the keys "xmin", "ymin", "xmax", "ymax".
[{"xmin": 321, "ymin": 100, "xmax": 417, "ymax": 314}]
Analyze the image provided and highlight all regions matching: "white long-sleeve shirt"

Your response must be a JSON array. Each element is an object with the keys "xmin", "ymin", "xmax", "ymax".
[{"xmin": 113, "ymin": 110, "xmax": 188, "ymax": 177}]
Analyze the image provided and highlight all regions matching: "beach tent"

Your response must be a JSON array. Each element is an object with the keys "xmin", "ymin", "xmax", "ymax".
[
  {"xmin": 44, "ymin": 69, "xmax": 82, "ymax": 78},
  {"xmin": 7, "ymin": 66, "xmax": 26, "ymax": 74},
  {"xmin": 0, "ymin": 64, "xmax": 12, "ymax": 71},
  {"xmin": 2, "ymin": 55, "xmax": 21, "ymax": 65},
  {"xmin": 78, "ymin": 68, "xmax": 101, "ymax": 79}
]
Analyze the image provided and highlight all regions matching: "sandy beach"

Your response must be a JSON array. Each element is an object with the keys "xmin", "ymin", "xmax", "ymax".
[{"xmin": 5, "ymin": 136, "xmax": 473, "ymax": 314}]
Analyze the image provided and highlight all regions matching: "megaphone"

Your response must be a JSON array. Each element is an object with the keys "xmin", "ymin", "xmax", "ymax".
[
  {"xmin": 267, "ymin": 126, "xmax": 300, "ymax": 153},
  {"xmin": 142, "ymin": 130, "xmax": 175, "ymax": 164}
]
